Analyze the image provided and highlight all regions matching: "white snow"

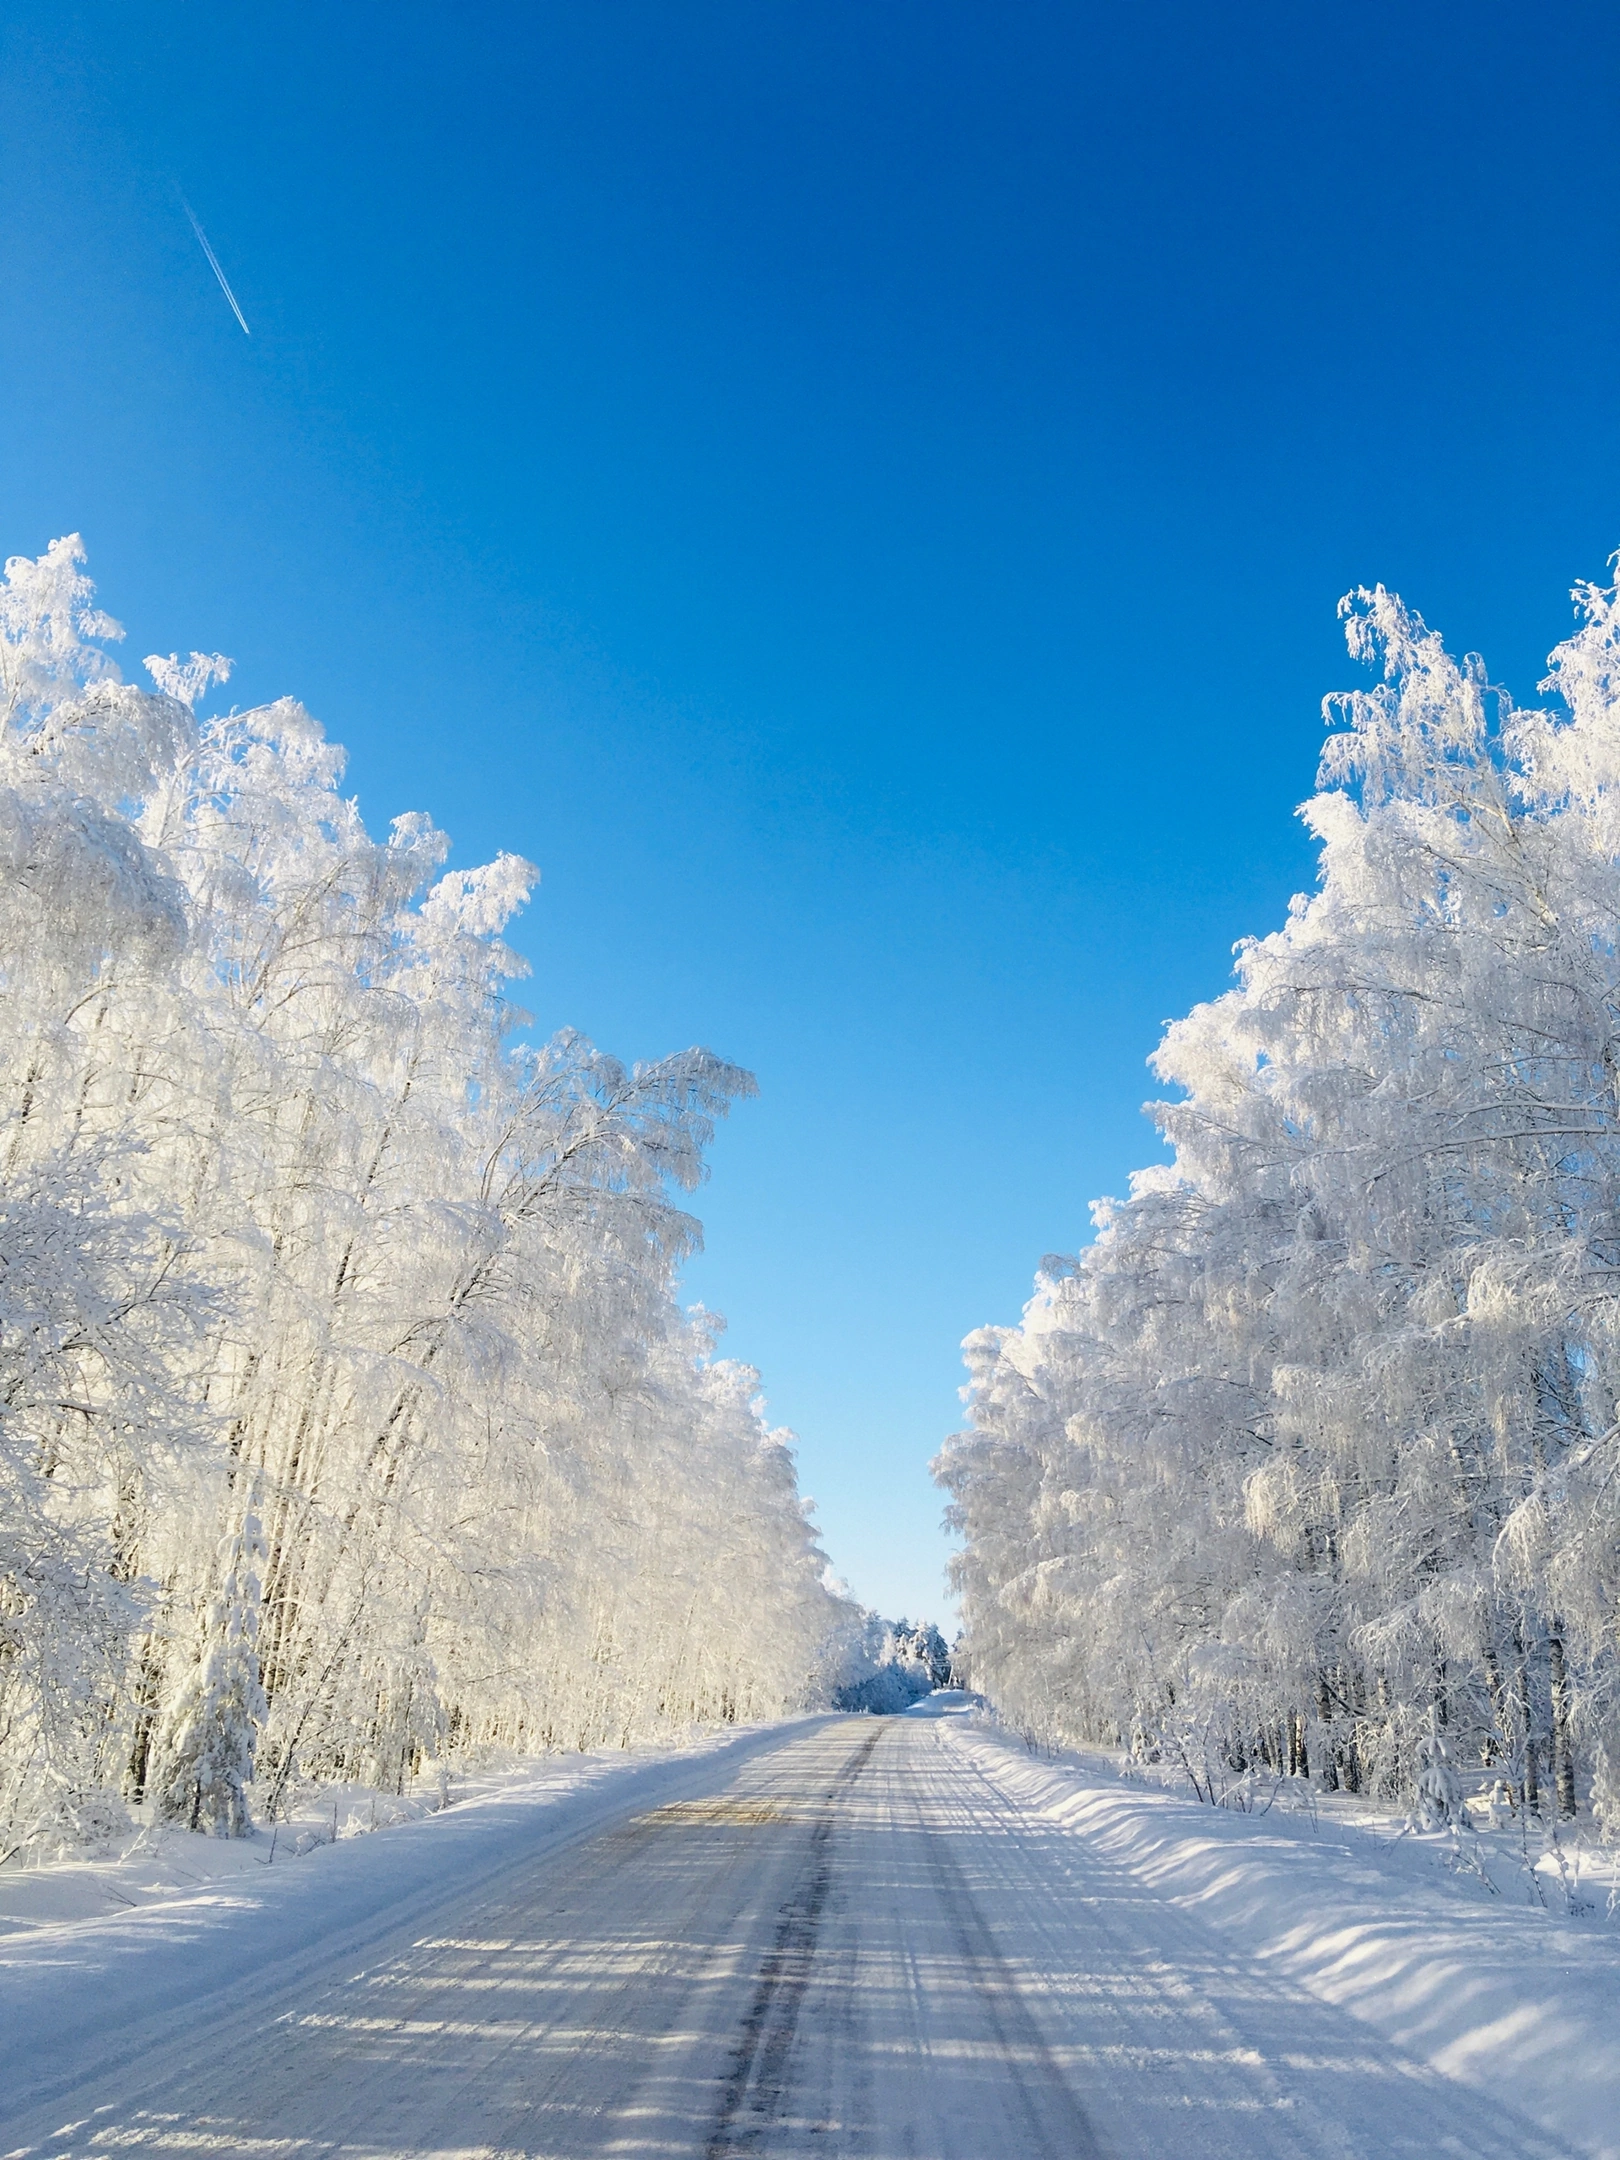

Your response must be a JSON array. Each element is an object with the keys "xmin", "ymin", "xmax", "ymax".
[{"xmin": 947, "ymin": 1708, "xmax": 1620, "ymax": 2160}]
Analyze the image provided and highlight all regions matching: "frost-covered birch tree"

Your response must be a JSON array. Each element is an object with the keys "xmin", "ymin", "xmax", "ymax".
[
  {"xmin": 938, "ymin": 558, "xmax": 1620, "ymax": 1828},
  {"xmin": 0, "ymin": 537, "xmax": 852, "ymax": 1863}
]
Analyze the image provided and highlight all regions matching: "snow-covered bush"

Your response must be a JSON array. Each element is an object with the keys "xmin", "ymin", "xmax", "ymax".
[
  {"xmin": 939, "ymin": 557, "xmax": 1620, "ymax": 1826},
  {"xmin": 1412, "ymin": 1730, "xmax": 1466, "ymax": 1833}
]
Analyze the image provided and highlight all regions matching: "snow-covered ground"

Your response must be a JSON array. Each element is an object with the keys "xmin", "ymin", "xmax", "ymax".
[
  {"xmin": 0, "ymin": 1733, "xmax": 773, "ymax": 1937},
  {"xmin": 951, "ymin": 1708, "xmax": 1620, "ymax": 2160},
  {"xmin": 3, "ymin": 1699, "xmax": 1616, "ymax": 2158},
  {"xmin": 0, "ymin": 1719, "xmax": 808, "ymax": 2136}
]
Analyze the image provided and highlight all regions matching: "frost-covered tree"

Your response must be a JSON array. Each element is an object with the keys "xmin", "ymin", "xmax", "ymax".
[
  {"xmin": 152, "ymin": 1508, "xmax": 268, "ymax": 1835},
  {"xmin": 0, "ymin": 537, "xmax": 851, "ymax": 1860},
  {"xmin": 938, "ymin": 557, "xmax": 1620, "ymax": 1828},
  {"xmin": 831, "ymin": 1612, "xmax": 947, "ymax": 1712}
]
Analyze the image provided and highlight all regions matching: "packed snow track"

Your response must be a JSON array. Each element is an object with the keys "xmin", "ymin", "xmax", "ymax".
[{"xmin": 3, "ymin": 1707, "xmax": 1576, "ymax": 2160}]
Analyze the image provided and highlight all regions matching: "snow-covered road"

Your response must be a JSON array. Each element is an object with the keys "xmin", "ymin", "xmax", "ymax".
[{"xmin": 2, "ymin": 1706, "xmax": 1580, "ymax": 2160}]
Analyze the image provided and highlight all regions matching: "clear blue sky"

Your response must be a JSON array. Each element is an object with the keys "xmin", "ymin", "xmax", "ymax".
[{"xmin": 5, "ymin": 4, "xmax": 1620, "ymax": 1621}]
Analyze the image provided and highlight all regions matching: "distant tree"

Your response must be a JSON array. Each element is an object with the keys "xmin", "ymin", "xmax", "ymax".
[
  {"xmin": 832, "ymin": 1612, "xmax": 949, "ymax": 1712},
  {"xmin": 893, "ymin": 1620, "xmax": 952, "ymax": 1689}
]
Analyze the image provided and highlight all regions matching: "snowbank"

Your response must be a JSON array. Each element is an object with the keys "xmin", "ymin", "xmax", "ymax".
[{"xmin": 949, "ymin": 1715, "xmax": 1620, "ymax": 2160}]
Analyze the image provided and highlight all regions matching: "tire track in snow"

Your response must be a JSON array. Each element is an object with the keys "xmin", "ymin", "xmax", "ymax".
[
  {"xmin": 703, "ymin": 1724, "xmax": 882, "ymax": 2154},
  {"xmin": 905, "ymin": 1748, "xmax": 1108, "ymax": 2160}
]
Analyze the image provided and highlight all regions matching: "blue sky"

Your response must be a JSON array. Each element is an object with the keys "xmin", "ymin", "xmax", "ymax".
[{"xmin": 5, "ymin": 4, "xmax": 1620, "ymax": 1620}]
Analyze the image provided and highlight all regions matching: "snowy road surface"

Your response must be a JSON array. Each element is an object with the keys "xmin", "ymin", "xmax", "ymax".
[{"xmin": 3, "ymin": 1707, "xmax": 1579, "ymax": 2160}]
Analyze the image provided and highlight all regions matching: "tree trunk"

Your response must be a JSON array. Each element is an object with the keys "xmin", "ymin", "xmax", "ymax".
[
  {"xmin": 1549, "ymin": 1629, "xmax": 1577, "ymax": 1818},
  {"xmin": 1518, "ymin": 1644, "xmax": 1539, "ymax": 1814}
]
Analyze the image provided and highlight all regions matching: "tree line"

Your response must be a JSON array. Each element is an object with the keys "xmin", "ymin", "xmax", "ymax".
[
  {"xmin": 938, "ymin": 564, "xmax": 1620, "ymax": 1827},
  {"xmin": 0, "ymin": 537, "xmax": 852, "ymax": 1862}
]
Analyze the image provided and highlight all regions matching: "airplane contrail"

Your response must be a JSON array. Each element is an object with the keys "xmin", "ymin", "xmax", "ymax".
[{"xmin": 180, "ymin": 195, "xmax": 251, "ymax": 336}]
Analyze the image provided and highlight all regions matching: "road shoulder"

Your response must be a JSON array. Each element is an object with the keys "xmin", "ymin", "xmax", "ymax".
[{"xmin": 944, "ymin": 1712, "xmax": 1620, "ymax": 2160}]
